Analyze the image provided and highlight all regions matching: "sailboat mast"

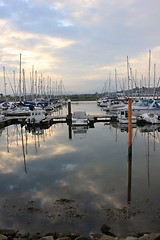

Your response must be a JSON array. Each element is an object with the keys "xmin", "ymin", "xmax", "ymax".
[
  {"xmin": 115, "ymin": 69, "xmax": 117, "ymax": 96},
  {"xmin": 19, "ymin": 53, "xmax": 22, "ymax": 101},
  {"xmin": 3, "ymin": 66, "xmax": 7, "ymax": 98},
  {"xmin": 13, "ymin": 70, "xmax": 17, "ymax": 102},
  {"xmin": 148, "ymin": 50, "xmax": 151, "ymax": 96},
  {"xmin": 153, "ymin": 63, "xmax": 156, "ymax": 98},
  {"xmin": 127, "ymin": 56, "xmax": 130, "ymax": 97}
]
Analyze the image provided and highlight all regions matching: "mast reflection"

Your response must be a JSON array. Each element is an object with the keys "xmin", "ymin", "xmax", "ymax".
[{"xmin": 21, "ymin": 124, "xmax": 27, "ymax": 173}]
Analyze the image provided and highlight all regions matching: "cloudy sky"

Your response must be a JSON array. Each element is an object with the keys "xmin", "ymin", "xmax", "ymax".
[{"xmin": 1, "ymin": 0, "xmax": 160, "ymax": 95}]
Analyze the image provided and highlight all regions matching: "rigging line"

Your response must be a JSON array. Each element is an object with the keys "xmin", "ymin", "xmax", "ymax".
[
  {"xmin": 6, "ymin": 72, "xmax": 16, "ymax": 96},
  {"xmin": 131, "ymin": 127, "xmax": 138, "ymax": 145}
]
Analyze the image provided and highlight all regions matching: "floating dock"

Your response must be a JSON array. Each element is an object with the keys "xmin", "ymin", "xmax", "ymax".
[{"xmin": 0, "ymin": 113, "xmax": 118, "ymax": 129}]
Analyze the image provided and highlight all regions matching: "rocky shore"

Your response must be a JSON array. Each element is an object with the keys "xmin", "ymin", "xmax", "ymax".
[{"xmin": 0, "ymin": 225, "xmax": 160, "ymax": 240}]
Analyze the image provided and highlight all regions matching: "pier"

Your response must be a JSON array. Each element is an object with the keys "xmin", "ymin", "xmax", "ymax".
[
  {"xmin": 0, "ymin": 113, "xmax": 118, "ymax": 129},
  {"xmin": 0, "ymin": 100, "xmax": 119, "ymax": 128}
]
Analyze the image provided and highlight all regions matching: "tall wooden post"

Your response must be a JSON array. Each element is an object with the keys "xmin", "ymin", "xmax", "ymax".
[
  {"xmin": 67, "ymin": 99, "xmax": 72, "ymax": 120},
  {"xmin": 68, "ymin": 124, "xmax": 72, "ymax": 140},
  {"xmin": 127, "ymin": 98, "xmax": 132, "ymax": 204},
  {"xmin": 67, "ymin": 99, "xmax": 72, "ymax": 138},
  {"xmin": 128, "ymin": 98, "xmax": 132, "ymax": 151}
]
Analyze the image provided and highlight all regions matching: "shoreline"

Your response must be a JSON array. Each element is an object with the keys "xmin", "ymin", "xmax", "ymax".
[{"xmin": 0, "ymin": 227, "xmax": 160, "ymax": 240}]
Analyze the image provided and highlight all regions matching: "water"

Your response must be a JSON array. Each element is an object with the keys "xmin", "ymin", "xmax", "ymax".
[{"xmin": 1, "ymin": 101, "xmax": 160, "ymax": 237}]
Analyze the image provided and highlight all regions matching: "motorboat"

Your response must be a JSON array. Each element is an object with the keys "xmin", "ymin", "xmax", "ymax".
[
  {"xmin": 25, "ymin": 109, "xmax": 47, "ymax": 125},
  {"xmin": 72, "ymin": 110, "xmax": 88, "ymax": 126},
  {"xmin": 0, "ymin": 112, "xmax": 5, "ymax": 121},
  {"xmin": 110, "ymin": 98, "xmax": 160, "ymax": 116},
  {"xmin": 137, "ymin": 112, "xmax": 160, "ymax": 124},
  {"xmin": 2, "ymin": 107, "xmax": 31, "ymax": 116},
  {"xmin": 117, "ymin": 109, "xmax": 137, "ymax": 124}
]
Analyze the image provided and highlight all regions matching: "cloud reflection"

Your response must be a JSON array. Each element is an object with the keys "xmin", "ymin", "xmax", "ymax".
[{"xmin": 1, "ymin": 116, "xmax": 160, "ymax": 236}]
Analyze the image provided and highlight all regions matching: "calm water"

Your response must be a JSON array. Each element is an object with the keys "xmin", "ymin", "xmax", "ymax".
[{"xmin": 1, "ymin": 101, "xmax": 160, "ymax": 236}]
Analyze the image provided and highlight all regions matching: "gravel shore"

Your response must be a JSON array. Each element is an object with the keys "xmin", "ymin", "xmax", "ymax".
[{"xmin": 0, "ymin": 226, "xmax": 160, "ymax": 240}]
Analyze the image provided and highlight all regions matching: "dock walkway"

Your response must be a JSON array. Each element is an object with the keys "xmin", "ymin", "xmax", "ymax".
[{"xmin": 0, "ymin": 113, "xmax": 118, "ymax": 129}]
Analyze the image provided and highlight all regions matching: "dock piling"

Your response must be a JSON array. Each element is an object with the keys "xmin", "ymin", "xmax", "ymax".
[{"xmin": 67, "ymin": 99, "xmax": 72, "ymax": 122}]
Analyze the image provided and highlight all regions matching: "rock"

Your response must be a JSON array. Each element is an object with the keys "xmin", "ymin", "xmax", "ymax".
[
  {"xmin": 0, "ymin": 234, "xmax": 8, "ymax": 240},
  {"xmin": 101, "ymin": 225, "xmax": 111, "ymax": 234},
  {"xmin": 57, "ymin": 237, "xmax": 72, "ymax": 240},
  {"xmin": 14, "ymin": 238, "xmax": 29, "ymax": 240},
  {"xmin": 75, "ymin": 237, "xmax": 90, "ymax": 240},
  {"xmin": 154, "ymin": 235, "xmax": 160, "ymax": 240},
  {"xmin": 90, "ymin": 233, "xmax": 103, "ymax": 240},
  {"xmin": 67, "ymin": 234, "xmax": 80, "ymax": 240},
  {"xmin": 139, "ymin": 233, "xmax": 160, "ymax": 240},
  {"xmin": 31, "ymin": 235, "xmax": 41, "ymax": 240},
  {"xmin": 98, "ymin": 235, "xmax": 117, "ymax": 240},
  {"xmin": 39, "ymin": 236, "xmax": 54, "ymax": 240},
  {"xmin": 124, "ymin": 237, "xmax": 138, "ymax": 240},
  {"xmin": 100, "ymin": 225, "xmax": 116, "ymax": 237},
  {"xmin": 0, "ymin": 230, "xmax": 18, "ymax": 237}
]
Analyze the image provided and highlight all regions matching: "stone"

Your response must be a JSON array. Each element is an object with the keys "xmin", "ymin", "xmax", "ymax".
[
  {"xmin": 39, "ymin": 236, "xmax": 54, "ymax": 240},
  {"xmin": 154, "ymin": 235, "xmax": 160, "ymax": 240},
  {"xmin": 90, "ymin": 233, "xmax": 103, "ymax": 240},
  {"xmin": 67, "ymin": 234, "xmax": 80, "ymax": 240},
  {"xmin": 0, "ymin": 234, "xmax": 8, "ymax": 240},
  {"xmin": 101, "ymin": 225, "xmax": 111, "ymax": 234},
  {"xmin": 139, "ymin": 233, "xmax": 160, "ymax": 240},
  {"xmin": 57, "ymin": 237, "xmax": 72, "ymax": 240},
  {"xmin": 99, "ymin": 235, "xmax": 117, "ymax": 240},
  {"xmin": 124, "ymin": 237, "xmax": 138, "ymax": 240},
  {"xmin": 100, "ymin": 225, "xmax": 116, "ymax": 237},
  {"xmin": 0, "ymin": 230, "xmax": 18, "ymax": 237},
  {"xmin": 74, "ymin": 237, "xmax": 90, "ymax": 240}
]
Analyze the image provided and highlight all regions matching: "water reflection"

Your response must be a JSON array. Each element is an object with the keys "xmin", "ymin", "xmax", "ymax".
[{"xmin": 1, "ymin": 103, "xmax": 160, "ymax": 236}]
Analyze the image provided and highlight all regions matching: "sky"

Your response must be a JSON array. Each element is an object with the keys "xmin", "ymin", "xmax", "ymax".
[{"xmin": 1, "ymin": 0, "xmax": 160, "ymax": 95}]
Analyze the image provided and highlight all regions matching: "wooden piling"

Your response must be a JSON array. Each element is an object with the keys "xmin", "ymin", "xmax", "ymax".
[
  {"xmin": 127, "ymin": 98, "xmax": 132, "ymax": 204},
  {"xmin": 67, "ymin": 99, "xmax": 72, "ymax": 121},
  {"xmin": 128, "ymin": 98, "xmax": 132, "ymax": 150}
]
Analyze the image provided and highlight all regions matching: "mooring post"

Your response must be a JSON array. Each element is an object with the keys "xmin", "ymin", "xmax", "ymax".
[
  {"xmin": 127, "ymin": 98, "xmax": 132, "ymax": 204},
  {"xmin": 128, "ymin": 98, "xmax": 132, "ymax": 151},
  {"xmin": 68, "ymin": 124, "xmax": 72, "ymax": 140},
  {"xmin": 67, "ymin": 99, "xmax": 72, "ymax": 121}
]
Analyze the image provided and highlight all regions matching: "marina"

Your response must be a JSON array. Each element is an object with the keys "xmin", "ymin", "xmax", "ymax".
[
  {"xmin": 1, "ymin": 1, "xmax": 160, "ymax": 238},
  {"xmin": 0, "ymin": 101, "xmax": 120, "ymax": 129},
  {"xmin": 1, "ymin": 101, "xmax": 160, "ymax": 237},
  {"xmin": 1, "ymin": 98, "xmax": 160, "ymax": 129}
]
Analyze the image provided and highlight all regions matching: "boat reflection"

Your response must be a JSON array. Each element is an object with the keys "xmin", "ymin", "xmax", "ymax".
[
  {"xmin": 26, "ymin": 126, "xmax": 44, "ymax": 135},
  {"xmin": 72, "ymin": 125, "xmax": 88, "ymax": 139},
  {"xmin": 111, "ymin": 122, "xmax": 137, "ymax": 132},
  {"xmin": 67, "ymin": 123, "xmax": 89, "ymax": 140},
  {"xmin": 0, "ymin": 127, "xmax": 5, "ymax": 137},
  {"xmin": 138, "ymin": 124, "xmax": 160, "ymax": 133}
]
